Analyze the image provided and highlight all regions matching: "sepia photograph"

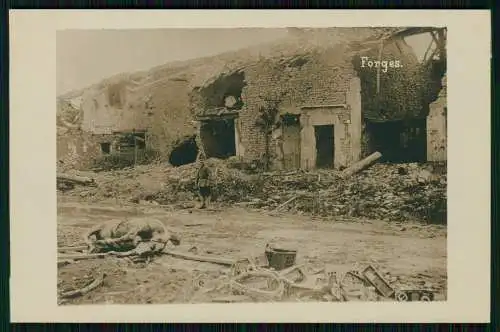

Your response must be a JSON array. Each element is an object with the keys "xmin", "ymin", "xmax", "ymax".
[{"xmin": 55, "ymin": 27, "xmax": 448, "ymax": 305}]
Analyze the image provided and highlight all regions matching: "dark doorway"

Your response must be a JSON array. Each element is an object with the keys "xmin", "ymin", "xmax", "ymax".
[
  {"xmin": 169, "ymin": 135, "xmax": 199, "ymax": 167},
  {"xmin": 100, "ymin": 142, "xmax": 111, "ymax": 154},
  {"xmin": 314, "ymin": 125, "xmax": 334, "ymax": 168},
  {"xmin": 200, "ymin": 118, "xmax": 236, "ymax": 159},
  {"xmin": 365, "ymin": 119, "xmax": 427, "ymax": 163},
  {"xmin": 281, "ymin": 114, "xmax": 301, "ymax": 169}
]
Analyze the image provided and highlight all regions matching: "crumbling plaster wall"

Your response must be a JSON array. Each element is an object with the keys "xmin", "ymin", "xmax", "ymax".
[
  {"xmin": 80, "ymin": 84, "xmax": 129, "ymax": 135},
  {"xmin": 80, "ymin": 81, "xmax": 152, "ymax": 135},
  {"xmin": 136, "ymin": 78, "xmax": 197, "ymax": 159},
  {"xmin": 427, "ymin": 73, "xmax": 447, "ymax": 162}
]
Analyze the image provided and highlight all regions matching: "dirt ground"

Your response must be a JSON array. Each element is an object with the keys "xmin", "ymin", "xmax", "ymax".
[{"xmin": 57, "ymin": 197, "xmax": 447, "ymax": 304}]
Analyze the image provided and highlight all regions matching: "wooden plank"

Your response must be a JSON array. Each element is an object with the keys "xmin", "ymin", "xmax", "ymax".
[
  {"xmin": 376, "ymin": 40, "xmax": 384, "ymax": 94},
  {"xmin": 163, "ymin": 249, "xmax": 235, "ymax": 266},
  {"xmin": 58, "ymin": 246, "xmax": 88, "ymax": 252}
]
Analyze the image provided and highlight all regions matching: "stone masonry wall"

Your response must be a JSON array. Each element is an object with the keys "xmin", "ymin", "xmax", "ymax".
[
  {"xmin": 299, "ymin": 106, "xmax": 352, "ymax": 169},
  {"xmin": 78, "ymin": 77, "xmax": 195, "ymax": 161},
  {"xmin": 234, "ymin": 45, "xmax": 357, "ymax": 164}
]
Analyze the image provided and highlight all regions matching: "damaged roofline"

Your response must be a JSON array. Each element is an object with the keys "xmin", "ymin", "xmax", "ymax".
[
  {"xmin": 389, "ymin": 27, "xmax": 446, "ymax": 40},
  {"xmin": 194, "ymin": 66, "xmax": 248, "ymax": 91}
]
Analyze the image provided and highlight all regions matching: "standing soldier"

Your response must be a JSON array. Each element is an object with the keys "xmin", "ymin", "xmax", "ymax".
[{"xmin": 196, "ymin": 159, "xmax": 212, "ymax": 209}]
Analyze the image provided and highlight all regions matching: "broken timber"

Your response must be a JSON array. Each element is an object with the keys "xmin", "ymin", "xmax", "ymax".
[
  {"xmin": 58, "ymin": 252, "xmax": 109, "ymax": 260},
  {"xmin": 58, "ymin": 245, "xmax": 88, "ymax": 252},
  {"xmin": 341, "ymin": 151, "xmax": 382, "ymax": 178},
  {"xmin": 163, "ymin": 249, "xmax": 235, "ymax": 266},
  {"xmin": 274, "ymin": 195, "xmax": 298, "ymax": 212},
  {"xmin": 57, "ymin": 173, "xmax": 95, "ymax": 186}
]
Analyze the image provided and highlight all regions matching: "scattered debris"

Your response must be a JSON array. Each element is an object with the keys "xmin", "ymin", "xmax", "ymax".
[
  {"xmin": 61, "ymin": 158, "xmax": 446, "ymax": 223},
  {"xmin": 395, "ymin": 289, "xmax": 435, "ymax": 302},
  {"xmin": 273, "ymin": 195, "xmax": 298, "ymax": 212},
  {"xmin": 57, "ymin": 219, "xmax": 445, "ymax": 304},
  {"xmin": 184, "ymin": 245, "xmax": 440, "ymax": 303},
  {"xmin": 361, "ymin": 264, "xmax": 395, "ymax": 298},
  {"xmin": 59, "ymin": 273, "xmax": 106, "ymax": 299}
]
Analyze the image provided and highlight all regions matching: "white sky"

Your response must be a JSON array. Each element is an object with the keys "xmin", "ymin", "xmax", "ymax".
[
  {"xmin": 56, "ymin": 28, "xmax": 288, "ymax": 95},
  {"xmin": 57, "ymin": 28, "xmax": 434, "ymax": 96}
]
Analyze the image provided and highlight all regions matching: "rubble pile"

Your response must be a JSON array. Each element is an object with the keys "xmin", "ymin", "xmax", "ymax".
[
  {"xmin": 62, "ymin": 159, "xmax": 446, "ymax": 223},
  {"xmin": 338, "ymin": 163, "xmax": 446, "ymax": 223},
  {"xmin": 152, "ymin": 158, "xmax": 265, "ymax": 205},
  {"xmin": 246, "ymin": 163, "xmax": 446, "ymax": 223}
]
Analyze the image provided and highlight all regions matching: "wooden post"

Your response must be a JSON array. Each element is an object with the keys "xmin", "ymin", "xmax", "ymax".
[
  {"xmin": 134, "ymin": 136, "xmax": 137, "ymax": 167},
  {"xmin": 376, "ymin": 39, "xmax": 384, "ymax": 94},
  {"xmin": 315, "ymin": 173, "xmax": 321, "ymax": 215}
]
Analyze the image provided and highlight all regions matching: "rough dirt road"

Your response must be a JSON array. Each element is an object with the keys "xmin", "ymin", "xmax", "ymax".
[{"xmin": 57, "ymin": 199, "xmax": 447, "ymax": 304}]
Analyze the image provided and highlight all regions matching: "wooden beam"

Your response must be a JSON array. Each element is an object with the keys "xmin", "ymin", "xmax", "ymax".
[
  {"xmin": 436, "ymin": 29, "xmax": 446, "ymax": 61},
  {"xmin": 422, "ymin": 35, "xmax": 435, "ymax": 63},
  {"xmin": 341, "ymin": 151, "xmax": 383, "ymax": 178},
  {"xmin": 425, "ymin": 46, "xmax": 440, "ymax": 66},
  {"xmin": 376, "ymin": 39, "xmax": 384, "ymax": 94},
  {"xmin": 196, "ymin": 114, "xmax": 239, "ymax": 121},
  {"xmin": 163, "ymin": 249, "xmax": 235, "ymax": 266},
  {"xmin": 390, "ymin": 27, "xmax": 442, "ymax": 39}
]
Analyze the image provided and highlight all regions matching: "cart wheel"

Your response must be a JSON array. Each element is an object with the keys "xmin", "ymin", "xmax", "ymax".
[
  {"xmin": 395, "ymin": 291, "xmax": 409, "ymax": 302},
  {"xmin": 420, "ymin": 295, "xmax": 431, "ymax": 302}
]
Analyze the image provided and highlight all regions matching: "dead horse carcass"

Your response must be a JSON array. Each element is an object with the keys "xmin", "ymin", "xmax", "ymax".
[{"xmin": 84, "ymin": 218, "xmax": 181, "ymax": 253}]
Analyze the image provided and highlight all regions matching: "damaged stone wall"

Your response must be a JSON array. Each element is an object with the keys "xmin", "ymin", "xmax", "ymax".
[
  {"xmin": 427, "ymin": 73, "xmax": 447, "ymax": 162},
  {"xmin": 132, "ymin": 77, "xmax": 196, "ymax": 160},
  {"xmin": 238, "ymin": 46, "xmax": 357, "ymax": 163},
  {"xmin": 80, "ymin": 85, "xmax": 127, "ymax": 135},
  {"xmin": 66, "ymin": 76, "xmax": 196, "ymax": 165},
  {"xmin": 80, "ymin": 81, "xmax": 152, "ymax": 135},
  {"xmin": 57, "ymin": 99, "xmax": 81, "ymax": 124},
  {"xmin": 191, "ymin": 44, "xmax": 362, "ymax": 170},
  {"xmin": 57, "ymin": 128, "xmax": 101, "ymax": 171}
]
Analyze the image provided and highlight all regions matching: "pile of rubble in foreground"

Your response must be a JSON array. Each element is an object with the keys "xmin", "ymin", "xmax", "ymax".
[{"xmin": 59, "ymin": 158, "xmax": 446, "ymax": 223}]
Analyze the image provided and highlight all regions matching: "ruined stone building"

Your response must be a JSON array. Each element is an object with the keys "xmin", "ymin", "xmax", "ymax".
[
  {"xmin": 189, "ymin": 28, "xmax": 447, "ymax": 170},
  {"xmin": 57, "ymin": 27, "xmax": 447, "ymax": 171},
  {"xmin": 57, "ymin": 70, "xmax": 197, "ymax": 169}
]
